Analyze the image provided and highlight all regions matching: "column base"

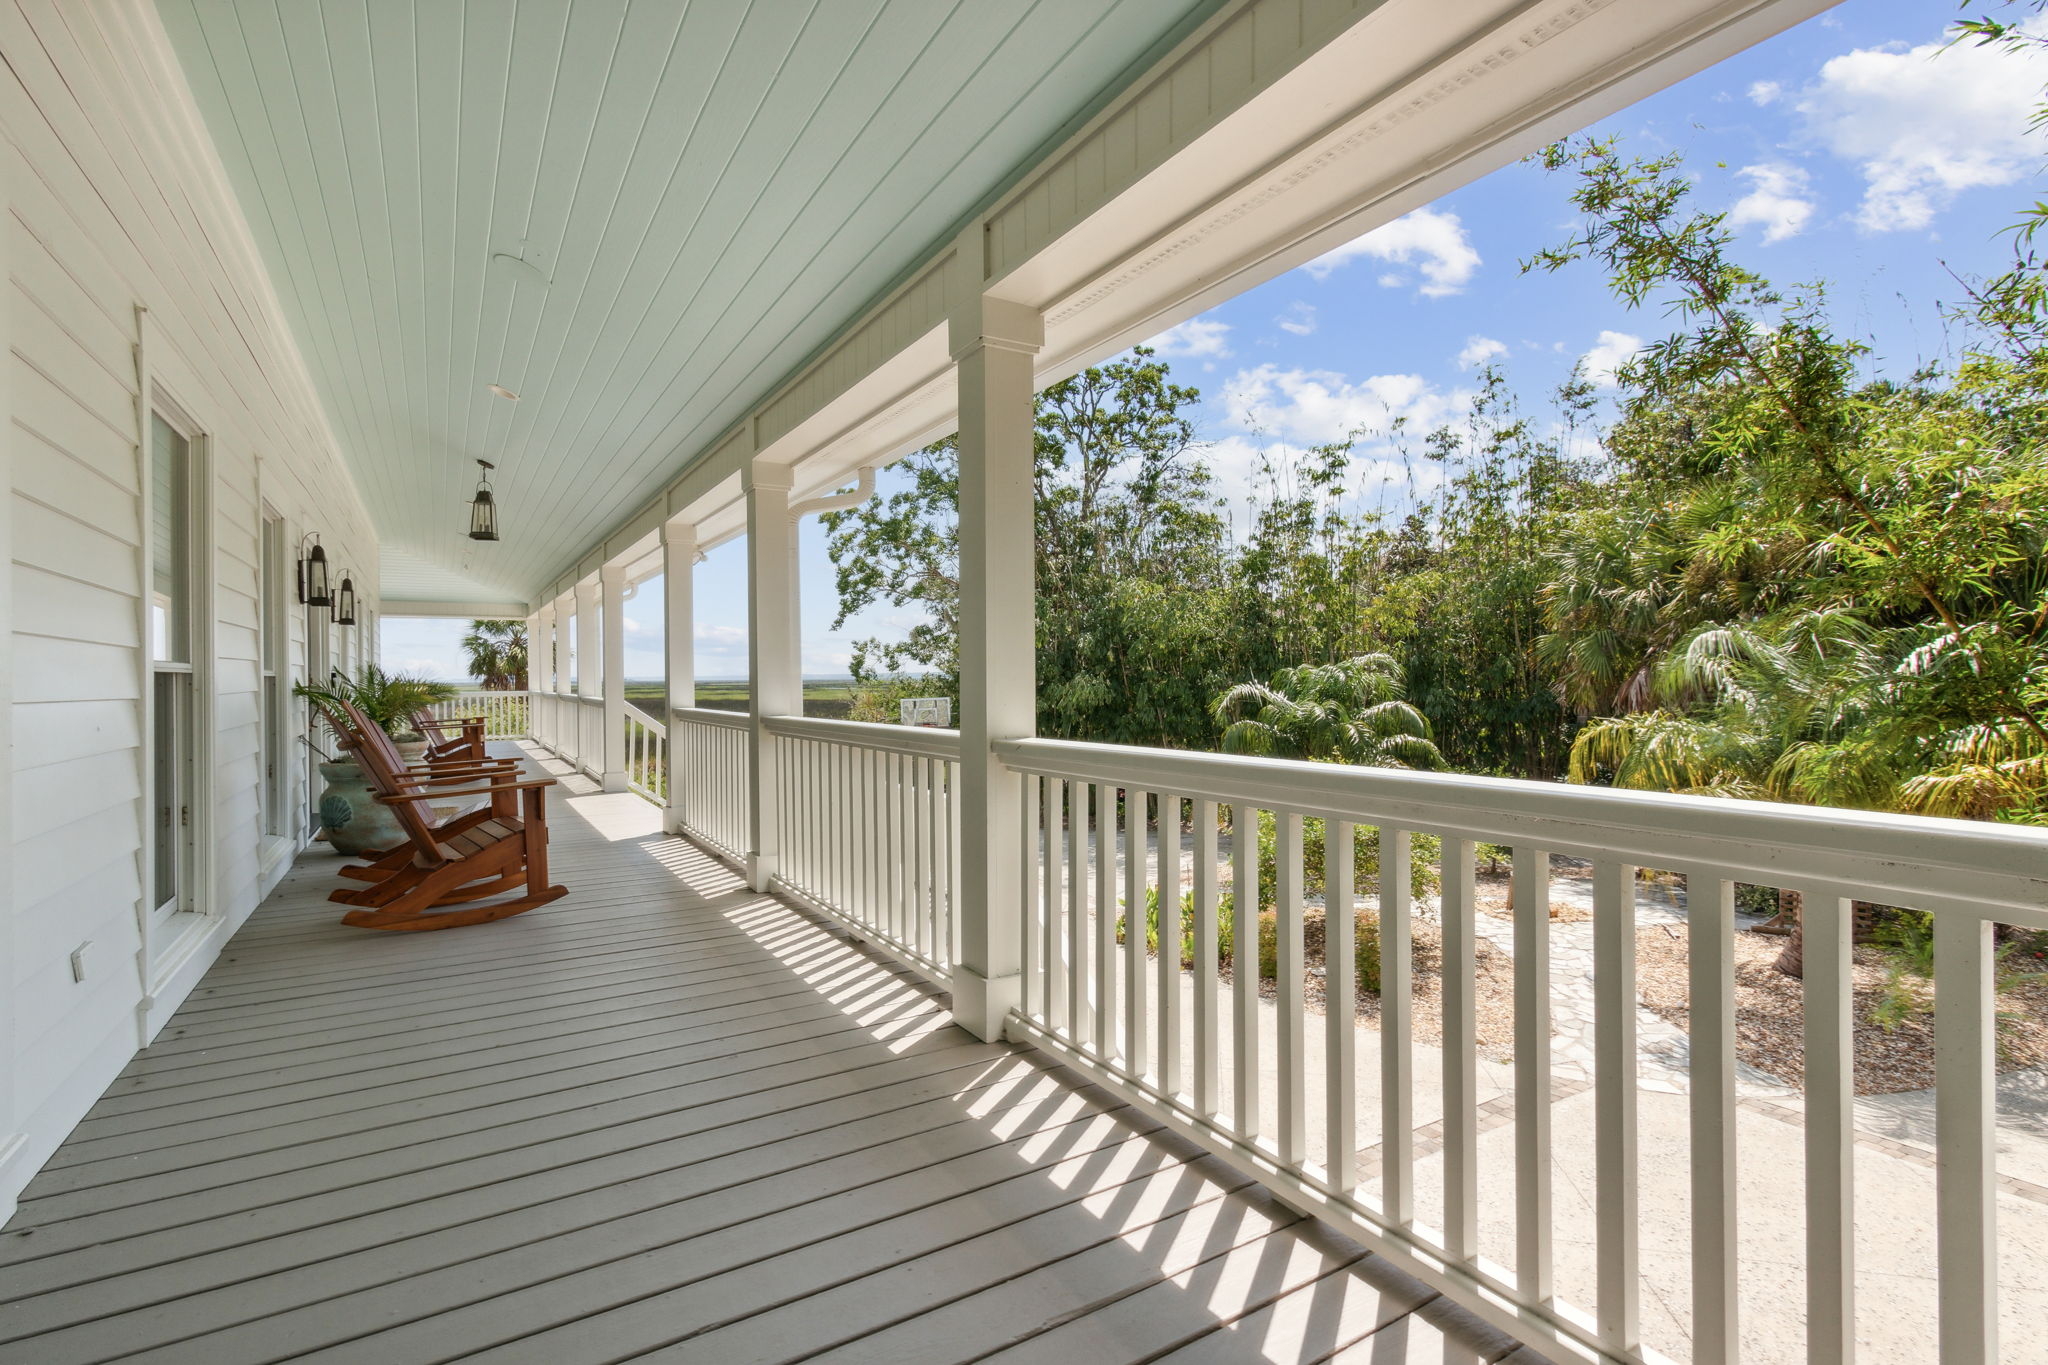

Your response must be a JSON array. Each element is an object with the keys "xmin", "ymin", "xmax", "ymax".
[
  {"xmin": 950, "ymin": 966, "xmax": 1021, "ymax": 1043},
  {"xmin": 601, "ymin": 771, "xmax": 627, "ymax": 793},
  {"xmin": 745, "ymin": 852, "xmax": 779, "ymax": 894}
]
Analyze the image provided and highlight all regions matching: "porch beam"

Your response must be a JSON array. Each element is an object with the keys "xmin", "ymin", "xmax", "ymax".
[
  {"xmin": 661, "ymin": 517, "xmax": 697, "ymax": 834},
  {"xmin": 600, "ymin": 562, "xmax": 628, "ymax": 792},
  {"xmin": 949, "ymin": 283, "xmax": 1043, "ymax": 1042},
  {"xmin": 744, "ymin": 463, "xmax": 798, "ymax": 892}
]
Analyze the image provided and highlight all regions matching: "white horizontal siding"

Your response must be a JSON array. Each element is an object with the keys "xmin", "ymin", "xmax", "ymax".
[{"xmin": 1, "ymin": 0, "xmax": 378, "ymax": 1218}]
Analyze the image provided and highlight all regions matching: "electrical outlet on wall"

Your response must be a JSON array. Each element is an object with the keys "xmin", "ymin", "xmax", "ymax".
[{"xmin": 70, "ymin": 943, "xmax": 91, "ymax": 983}]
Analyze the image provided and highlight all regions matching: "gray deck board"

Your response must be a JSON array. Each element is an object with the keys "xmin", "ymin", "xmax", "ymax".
[{"xmin": 0, "ymin": 743, "xmax": 1538, "ymax": 1364}]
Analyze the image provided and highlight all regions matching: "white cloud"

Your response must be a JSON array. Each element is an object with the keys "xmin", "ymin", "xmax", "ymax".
[
  {"xmin": 1726, "ymin": 162, "xmax": 1815, "ymax": 243},
  {"xmin": 1456, "ymin": 335, "xmax": 1507, "ymax": 370},
  {"xmin": 1580, "ymin": 330, "xmax": 1645, "ymax": 389},
  {"xmin": 1276, "ymin": 302, "xmax": 1317, "ymax": 336},
  {"xmin": 1221, "ymin": 364, "xmax": 1463, "ymax": 444},
  {"xmin": 1304, "ymin": 207, "xmax": 1481, "ymax": 296},
  {"xmin": 1143, "ymin": 317, "xmax": 1232, "ymax": 359},
  {"xmin": 1798, "ymin": 27, "xmax": 2048, "ymax": 231},
  {"xmin": 1747, "ymin": 79, "xmax": 1782, "ymax": 106}
]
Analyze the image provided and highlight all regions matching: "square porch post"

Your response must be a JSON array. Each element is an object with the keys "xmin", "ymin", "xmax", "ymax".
[
  {"xmin": 574, "ymin": 578, "xmax": 599, "ymax": 775},
  {"xmin": 949, "ymin": 292, "xmax": 1042, "ymax": 1042},
  {"xmin": 662, "ymin": 517, "xmax": 697, "ymax": 834},
  {"xmin": 533, "ymin": 601, "xmax": 556, "ymax": 748},
  {"xmin": 744, "ymin": 463, "xmax": 797, "ymax": 892},
  {"xmin": 600, "ymin": 562, "xmax": 628, "ymax": 792}
]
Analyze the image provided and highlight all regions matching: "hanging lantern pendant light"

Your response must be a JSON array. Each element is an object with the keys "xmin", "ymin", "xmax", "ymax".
[
  {"xmin": 468, "ymin": 459, "xmax": 500, "ymax": 541},
  {"xmin": 297, "ymin": 533, "xmax": 331, "ymax": 605},
  {"xmin": 332, "ymin": 571, "xmax": 358, "ymax": 626}
]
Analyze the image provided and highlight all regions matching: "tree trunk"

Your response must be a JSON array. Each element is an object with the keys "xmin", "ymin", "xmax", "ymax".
[{"xmin": 1773, "ymin": 888, "xmax": 1805, "ymax": 978}]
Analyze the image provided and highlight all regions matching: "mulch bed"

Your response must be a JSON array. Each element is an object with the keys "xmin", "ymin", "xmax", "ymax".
[
  {"xmin": 1224, "ymin": 906, "xmax": 1529, "ymax": 1061},
  {"xmin": 1634, "ymin": 924, "xmax": 2048, "ymax": 1095}
]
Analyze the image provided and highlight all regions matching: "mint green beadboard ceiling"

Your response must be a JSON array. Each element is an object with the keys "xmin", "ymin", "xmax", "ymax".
[{"xmin": 157, "ymin": 0, "xmax": 1220, "ymax": 605}]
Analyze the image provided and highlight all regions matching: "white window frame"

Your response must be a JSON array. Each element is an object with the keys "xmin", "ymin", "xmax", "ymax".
[{"xmin": 139, "ymin": 388, "xmax": 216, "ymax": 969}]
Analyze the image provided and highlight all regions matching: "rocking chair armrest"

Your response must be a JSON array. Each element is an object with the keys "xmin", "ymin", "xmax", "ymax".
[
  {"xmin": 376, "ymin": 778, "xmax": 555, "ymax": 802},
  {"xmin": 392, "ymin": 764, "xmax": 522, "ymax": 786}
]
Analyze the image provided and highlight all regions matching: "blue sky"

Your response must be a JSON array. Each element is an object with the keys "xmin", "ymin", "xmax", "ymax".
[{"xmin": 385, "ymin": 0, "xmax": 2048, "ymax": 685}]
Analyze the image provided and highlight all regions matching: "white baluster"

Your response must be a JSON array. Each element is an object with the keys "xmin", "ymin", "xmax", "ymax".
[
  {"xmin": 1190, "ymin": 799, "xmax": 1221, "ymax": 1120},
  {"xmin": 1593, "ymin": 859, "xmax": 1641, "ymax": 1356},
  {"xmin": 1935, "ymin": 910, "xmax": 1997, "ymax": 1363},
  {"xmin": 1443, "ymin": 837, "xmax": 1477, "ymax": 1261},
  {"xmin": 1158, "ymin": 794, "xmax": 1184, "ymax": 1099},
  {"xmin": 1381, "ymin": 827, "xmax": 1414, "ymax": 1228},
  {"xmin": 1232, "ymin": 802, "xmax": 1260, "ymax": 1141},
  {"xmin": 1276, "ymin": 811, "xmax": 1306, "ymax": 1168},
  {"xmin": 1326, "ymin": 820, "xmax": 1356, "ymax": 1197}
]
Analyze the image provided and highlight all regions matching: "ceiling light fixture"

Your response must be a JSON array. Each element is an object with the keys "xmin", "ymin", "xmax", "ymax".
[
  {"xmin": 488, "ymin": 383, "xmax": 519, "ymax": 401},
  {"xmin": 468, "ymin": 460, "xmax": 500, "ymax": 542}
]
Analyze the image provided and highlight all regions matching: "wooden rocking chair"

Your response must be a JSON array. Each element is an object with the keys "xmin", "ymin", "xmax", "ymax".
[
  {"xmin": 327, "ymin": 717, "xmax": 566, "ymax": 931},
  {"xmin": 411, "ymin": 707, "xmax": 487, "ymax": 762},
  {"xmin": 323, "ymin": 700, "xmax": 522, "ymax": 884}
]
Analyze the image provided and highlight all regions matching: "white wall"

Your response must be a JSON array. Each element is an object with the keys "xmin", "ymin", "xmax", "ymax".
[{"xmin": 0, "ymin": 0, "xmax": 377, "ymax": 1220}]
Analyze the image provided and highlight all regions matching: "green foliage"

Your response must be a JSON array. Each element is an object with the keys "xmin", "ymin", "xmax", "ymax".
[
  {"xmin": 1869, "ymin": 910, "xmax": 2047, "ymax": 1036},
  {"xmin": 460, "ymin": 620, "xmax": 528, "ymax": 691},
  {"xmin": 1532, "ymin": 136, "xmax": 2048, "ymax": 823},
  {"xmin": 1214, "ymin": 655, "xmax": 1442, "ymax": 768},
  {"xmin": 1244, "ymin": 810, "xmax": 1440, "ymax": 908},
  {"xmin": 1117, "ymin": 886, "xmax": 1383, "ymax": 993},
  {"xmin": 295, "ymin": 666, "xmax": 456, "ymax": 741}
]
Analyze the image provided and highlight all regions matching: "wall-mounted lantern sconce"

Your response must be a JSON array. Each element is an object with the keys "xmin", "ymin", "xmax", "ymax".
[
  {"xmin": 332, "ymin": 571, "xmax": 358, "ymax": 626},
  {"xmin": 468, "ymin": 459, "xmax": 500, "ymax": 541},
  {"xmin": 297, "ymin": 533, "xmax": 331, "ymax": 606}
]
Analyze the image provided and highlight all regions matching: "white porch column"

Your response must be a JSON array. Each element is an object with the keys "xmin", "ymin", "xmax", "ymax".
[
  {"xmin": 949, "ymin": 292, "xmax": 1042, "ymax": 1041},
  {"xmin": 574, "ymin": 578, "xmax": 600, "ymax": 775},
  {"xmin": 0, "ymin": 142, "xmax": 20, "ymax": 1217},
  {"xmin": 743, "ymin": 463, "xmax": 797, "ymax": 892},
  {"xmin": 662, "ymin": 517, "xmax": 697, "ymax": 834},
  {"xmin": 533, "ymin": 601, "xmax": 556, "ymax": 749},
  {"xmin": 600, "ymin": 562, "xmax": 628, "ymax": 792},
  {"xmin": 554, "ymin": 591, "xmax": 575, "ymax": 759}
]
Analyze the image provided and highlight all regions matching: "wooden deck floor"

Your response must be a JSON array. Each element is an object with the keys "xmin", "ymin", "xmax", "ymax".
[{"xmin": 0, "ymin": 744, "xmax": 1538, "ymax": 1365}]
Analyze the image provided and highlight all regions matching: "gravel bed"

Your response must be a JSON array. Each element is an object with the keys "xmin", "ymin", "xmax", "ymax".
[{"xmin": 1634, "ymin": 924, "xmax": 2048, "ymax": 1095}]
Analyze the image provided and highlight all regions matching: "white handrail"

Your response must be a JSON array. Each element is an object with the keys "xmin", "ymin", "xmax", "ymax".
[
  {"xmin": 996, "ymin": 737, "xmax": 2048, "ymax": 923},
  {"xmin": 987, "ymin": 734, "xmax": 2046, "ymax": 1365},
  {"xmin": 763, "ymin": 714, "xmax": 960, "ymax": 760},
  {"xmin": 671, "ymin": 704, "xmax": 751, "ymax": 730}
]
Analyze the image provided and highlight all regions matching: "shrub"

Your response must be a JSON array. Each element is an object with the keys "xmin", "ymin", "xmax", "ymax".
[
  {"xmin": 1246, "ymin": 810, "xmax": 1440, "ymax": 912},
  {"xmin": 1120, "ymin": 890, "xmax": 1384, "ymax": 994}
]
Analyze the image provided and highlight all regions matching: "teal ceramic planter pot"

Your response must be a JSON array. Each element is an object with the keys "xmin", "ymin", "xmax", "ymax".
[{"xmin": 318, "ymin": 760, "xmax": 402, "ymax": 855}]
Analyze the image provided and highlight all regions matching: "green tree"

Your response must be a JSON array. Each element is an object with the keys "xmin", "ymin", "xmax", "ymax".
[
  {"xmin": 822, "ymin": 347, "xmax": 1242, "ymax": 745},
  {"xmin": 1212, "ymin": 654, "xmax": 1442, "ymax": 768},
  {"xmin": 461, "ymin": 619, "xmax": 529, "ymax": 691}
]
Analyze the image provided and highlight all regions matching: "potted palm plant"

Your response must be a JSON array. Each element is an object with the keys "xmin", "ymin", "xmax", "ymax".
[{"xmin": 295, "ymin": 667, "xmax": 459, "ymax": 854}]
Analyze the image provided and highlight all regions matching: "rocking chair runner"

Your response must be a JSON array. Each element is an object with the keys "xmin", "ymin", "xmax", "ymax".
[{"xmin": 327, "ymin": 724, "xmax": 566, "ymax": 931}]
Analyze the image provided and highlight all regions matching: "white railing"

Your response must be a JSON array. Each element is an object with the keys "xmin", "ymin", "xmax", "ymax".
[
  {"xmin": 623, "ymin": 700, "xmax": 667, "ymax": 805},
  {"xmin": 576, "ymin": 694, "xmax": 603, "ymax": 773},
  {"xmin": 429, "ymin": 689, "xmax": 529, "ymax": 738},
  {"xmin": 765, "ymin": 716, "xmax": 960, "ymax": 981},
  {"xmin": 992, "ymin": 736, "xmax": 2047, "ymax": 1365},
  {"xmin": 672, "ymin": 705, "xmax": 750, "ymax": 861}
]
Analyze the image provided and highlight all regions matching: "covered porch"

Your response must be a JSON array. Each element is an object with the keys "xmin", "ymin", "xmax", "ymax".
[
  {"xmin": 0, "ymin": 744, "xmax": 1522, "ymax": 1364},
  {"xmin": 4, "ymin": 0, "xmax": 2042, "ymax": 1362}
]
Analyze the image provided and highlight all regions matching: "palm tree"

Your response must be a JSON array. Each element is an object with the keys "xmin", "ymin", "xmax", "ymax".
[
  {"xmin": 460, "ymin": 619, "xmax": 529, "ymax": 691},
  {"xmin": 1212, "ymin": 654, "xmax": 1443, "ymax": 768}
]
